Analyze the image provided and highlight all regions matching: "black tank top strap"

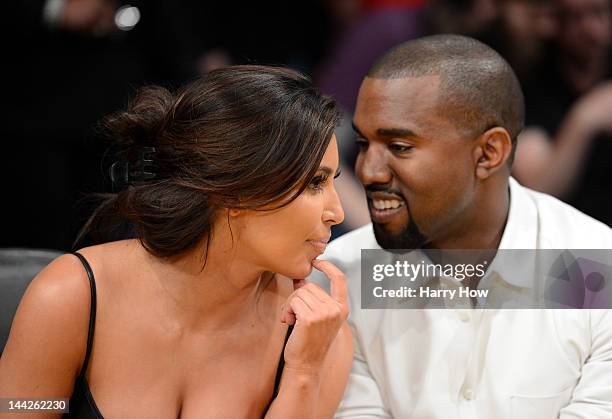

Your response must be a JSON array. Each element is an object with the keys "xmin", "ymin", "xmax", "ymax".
[
  {"xmin": 71, "ymin": 252, "xmax": 97, "ymax": 378},
  {"xmin": 272, "ymin": 324, "xmax": 293, "ymax": 396},
  {"xmin": 262, "ymin": 324, "xmax": 294, "ymax": 416}
]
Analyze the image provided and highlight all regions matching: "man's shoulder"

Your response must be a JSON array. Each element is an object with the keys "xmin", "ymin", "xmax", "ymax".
[{"xmin": 522, "ymin": 185, "xmax": 612, "ymax": 248}]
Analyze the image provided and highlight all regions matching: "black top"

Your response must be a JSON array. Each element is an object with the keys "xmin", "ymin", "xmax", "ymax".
[{"xmin": 64, "ymin": 252, "xmax": 293, "ymax": 418}]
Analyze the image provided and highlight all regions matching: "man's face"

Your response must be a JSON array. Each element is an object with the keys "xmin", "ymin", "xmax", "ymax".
[
  {"xmin": 353, "ymin": 76, "xmax": 479, "ymax": 251},
  {"xmin": 558, "ymin": 0, "xmax": 611, "ymax": 62}
]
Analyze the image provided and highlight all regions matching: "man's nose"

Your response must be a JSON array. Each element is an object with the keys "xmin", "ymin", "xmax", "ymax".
[{"xmin": 355, "ymin": 145, "xmax": 392, "ymax": 186}]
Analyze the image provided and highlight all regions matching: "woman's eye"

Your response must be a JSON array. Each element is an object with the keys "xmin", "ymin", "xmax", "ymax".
[{"xmin": 308, "ymin": 175, "xmax": 328, "ymax": 192}]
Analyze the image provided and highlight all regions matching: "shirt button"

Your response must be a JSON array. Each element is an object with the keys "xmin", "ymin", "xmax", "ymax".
[
  {"xmin": 463, "ymin": 388, "xmax": 475, "ymax": 400},
  {"xmin": 457, "ymin": 310, "xmax": 471, "ymax": 322}
]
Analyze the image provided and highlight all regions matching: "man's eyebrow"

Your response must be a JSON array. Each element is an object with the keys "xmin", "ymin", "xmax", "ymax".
[
  {"xmin": 377, "ymin": 127, "xmax": 417, "ymax": 138},
  {"xmin": 351, "ymin": 122, "xmax": 367, "ymax": 139},
  {"xmin": 351, "ymin": 122, "xmax": 417, "ymax": 139}
]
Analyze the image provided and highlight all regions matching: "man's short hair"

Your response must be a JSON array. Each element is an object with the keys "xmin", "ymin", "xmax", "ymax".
[{"xmin": 368, "ymin": 34, "xmax": 525, "ymax": 161}]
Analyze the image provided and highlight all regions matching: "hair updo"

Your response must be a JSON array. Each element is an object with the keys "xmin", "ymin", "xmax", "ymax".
[{"xmin": 77, "ymin": 65, "xmax": 342, "ymax": 258}]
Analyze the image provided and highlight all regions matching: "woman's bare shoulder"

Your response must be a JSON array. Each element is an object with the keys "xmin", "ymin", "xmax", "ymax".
[
  {"xmin": 71, "ymin": 239, "xmax": 147, "ymax": 291},
  {"xmin": 0, "ymin": 253, "xmax": 94, "ymax": 395},
  {"xmin": 26, "ymin": 252, "xmax": 93, "ymax": 315},
  {"xmin": 1, "ymin": 240, "xmax": 139, "ymax": 367}
]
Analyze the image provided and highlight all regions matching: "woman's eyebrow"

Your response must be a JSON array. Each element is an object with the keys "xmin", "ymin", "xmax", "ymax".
[
  {"xmin": 318, "ymin": 165, "xmax": 342, "ymax": 178},
  {"xmin": 318, "ymin": 166, "xmax": 333, "ymax": 176}
]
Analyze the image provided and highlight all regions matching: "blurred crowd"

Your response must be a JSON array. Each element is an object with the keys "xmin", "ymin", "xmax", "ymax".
[{"xmin": 4, "ymin": 0, "xmax": 611, "ymax": 250}]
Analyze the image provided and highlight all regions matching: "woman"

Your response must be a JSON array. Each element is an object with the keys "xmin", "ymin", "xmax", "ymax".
[{"xmin": 0, "ymin": 66, "xmax": 353, "ymax": 418}]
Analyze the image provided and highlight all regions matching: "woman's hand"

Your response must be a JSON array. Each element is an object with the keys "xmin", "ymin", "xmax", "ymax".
[{"xmin": 280, "ymin": 259, "xmax": 349, "ymax": 376}]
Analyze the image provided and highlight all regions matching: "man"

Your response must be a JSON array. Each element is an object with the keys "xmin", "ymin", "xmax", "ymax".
[{"xmin": 311, "ymin": 35, "xmax": 612, "ymax": 418}]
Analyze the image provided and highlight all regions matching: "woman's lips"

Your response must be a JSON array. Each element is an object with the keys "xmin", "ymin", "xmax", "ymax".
[{"xmin": 306, "ymin": 239, "xmax": 328, "ymax": 253}]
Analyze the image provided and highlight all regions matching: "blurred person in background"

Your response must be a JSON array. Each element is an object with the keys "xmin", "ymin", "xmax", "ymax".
[
  {"xmin": 512, "ymin": 0, "xmax": 612, "ymax": 226},
  {"xmin": 477, "ymin": 0, "xmax": 558, "ymax": 83},
  {"xmin": 316, "ymin": 0, "xmax": 499, "ymax": 113},
  {"xmin": 4, "ymin": 0, "xmax": 197, "ymax": 251}
]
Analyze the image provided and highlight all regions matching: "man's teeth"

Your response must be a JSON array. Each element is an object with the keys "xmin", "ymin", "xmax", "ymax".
[{"xmin": 372, "ymin": 199, "xmax": 403, "ymax": 210}]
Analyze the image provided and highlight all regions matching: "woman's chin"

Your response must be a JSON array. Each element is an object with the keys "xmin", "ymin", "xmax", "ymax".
[{"xmin": 281, "ymin": 261, "xmax": 313, "ymax": 280}]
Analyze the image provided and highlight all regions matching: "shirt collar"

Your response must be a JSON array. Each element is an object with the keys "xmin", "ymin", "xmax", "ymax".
[
  {"xmin": 498, "ymin": 177, "xmax": 539, "ymax": 250},
  {"xmin": 487, "ymin": 177, "xmax": 540, "ymax": 288}
]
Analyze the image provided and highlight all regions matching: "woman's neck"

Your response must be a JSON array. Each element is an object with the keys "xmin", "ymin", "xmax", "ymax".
[{"xmin": 140, "ymin": 237, "xmax": 271, "ymax": 333}]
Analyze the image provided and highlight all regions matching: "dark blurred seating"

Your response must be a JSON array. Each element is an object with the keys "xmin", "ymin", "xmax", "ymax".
[{"xmin": 0, "ymin": 248, "xmax": 63, "ymax": 355}]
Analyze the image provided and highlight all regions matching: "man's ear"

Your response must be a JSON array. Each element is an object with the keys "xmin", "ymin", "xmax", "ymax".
[{"xmin": 473, "ymin": 127, "xmax": 513, "ymax": 180}]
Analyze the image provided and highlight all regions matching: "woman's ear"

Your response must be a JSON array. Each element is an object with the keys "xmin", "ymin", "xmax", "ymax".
[{"xmin": 473, "ymin": 127, "xmax": 513, "ymax": 180}]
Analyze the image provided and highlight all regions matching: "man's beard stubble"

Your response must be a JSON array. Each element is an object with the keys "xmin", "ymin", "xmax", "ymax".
[
  {"xmin": 371, "ymin": 205, "xmax": 428, "ymax": 253},
  {"xmin": 373, "ymin": 219, "xmax": 427, "ymax": 253}
]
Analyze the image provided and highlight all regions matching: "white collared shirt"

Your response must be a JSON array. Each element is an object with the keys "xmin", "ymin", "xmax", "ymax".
[{"xmin": 310, "ymin": 178, "xmax": 612, "ymax": 419}]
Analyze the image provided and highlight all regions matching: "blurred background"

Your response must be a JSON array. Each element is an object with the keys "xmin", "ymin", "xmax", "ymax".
[{"xmin": 3, "ymin": 0, "xmax": 611, "ymax": 251}]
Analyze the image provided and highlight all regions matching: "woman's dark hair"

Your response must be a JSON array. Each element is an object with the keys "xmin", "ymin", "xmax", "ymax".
[{"xmin": 76, "ymin": 65, "xmax": 342, "ymax": 258}]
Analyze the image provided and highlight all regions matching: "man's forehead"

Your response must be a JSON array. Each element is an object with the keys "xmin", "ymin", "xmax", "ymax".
[
  {"xmin": 358, "ymin": 76, "xmax": 440, "ymax": 108},
  {"xmin": 360, "ymin": 74, "xmax": 440, "ymax": 95},
  {"xmin": 355, "ymin": 75, "xmax": 442, "ymax": 125}
]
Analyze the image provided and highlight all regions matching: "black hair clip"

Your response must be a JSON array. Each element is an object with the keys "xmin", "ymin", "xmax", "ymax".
[{"xmin": 109, "ymin": 146, "xmax": 157, "ymax": 189}]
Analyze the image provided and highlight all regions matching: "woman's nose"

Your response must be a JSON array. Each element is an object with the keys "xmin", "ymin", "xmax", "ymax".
[{"xmin": 324, "ymin": 184, "xmax": 345, "ymax": 226}]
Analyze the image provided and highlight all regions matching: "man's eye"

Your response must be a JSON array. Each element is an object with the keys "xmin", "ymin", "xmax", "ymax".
[
  {"xmin": 389, "ymin": 143, "xmax": 413, "ymax": 153},
  {"xmin": 356, "ymin": 138, "xmax": 369, "ymax": 151}
]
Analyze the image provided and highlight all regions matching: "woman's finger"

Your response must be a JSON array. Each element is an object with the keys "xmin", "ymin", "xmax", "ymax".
[
  {"xmin": 282, "ymin": 287, "xmax": 319, "ymax": 324},
  {"xmin": 288, "ymin": 294, "xmax": 313, "ymax": 325},
  {"xmin": 311, "ymin": 259, "xmax": 348, "ymax": 308},
  {"xmin": 300, "ymin": 282, "xmax": 332, "ymax": 304}
]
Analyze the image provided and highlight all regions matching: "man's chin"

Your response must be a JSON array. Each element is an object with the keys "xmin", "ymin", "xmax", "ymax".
[{"xmin": 372, "ymin": 221, "xmax": 427, "ymax": 253}]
